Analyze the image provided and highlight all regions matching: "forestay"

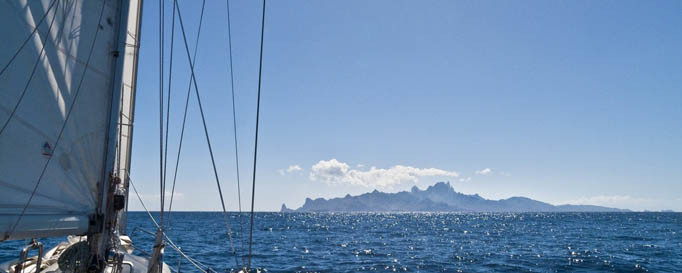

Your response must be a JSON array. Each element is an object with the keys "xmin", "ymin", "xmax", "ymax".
[{"xmin": 0, "ymin": 0, "xmax": 126, "ymax": 240}]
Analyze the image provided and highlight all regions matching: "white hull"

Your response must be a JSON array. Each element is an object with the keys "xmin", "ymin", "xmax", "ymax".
[{"xmin": 0, "ymin": 236, "xmax": 170, "ymax": 273}]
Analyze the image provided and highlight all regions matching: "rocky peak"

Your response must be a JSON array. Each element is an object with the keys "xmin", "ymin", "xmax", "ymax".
[
  {"xmin": 280, "ymin": 203, "xmax": 294, "ymax": 212},
  {"xmin": 427, "ymin": 181, "xmax": 453, "ymax": 193}
]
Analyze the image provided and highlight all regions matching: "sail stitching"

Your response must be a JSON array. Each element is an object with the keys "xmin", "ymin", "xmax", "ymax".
[
  {"xmin": 0, "ymin": 0, "xmax": 58, "ymax": 77},
  {"xmin": 3, "ymin": 0, "xmax": 112, "ymax": 79},
  {"xmin": 0, "ymin": 0, "xmax": 62, "ymax": 137},
  {"xmin": 0, "ymin": 179, "xmax": 87, "ymax": 210},
  {"xmin": 5, "ymin": 0, "xmax": 109, "ymax": 240}
]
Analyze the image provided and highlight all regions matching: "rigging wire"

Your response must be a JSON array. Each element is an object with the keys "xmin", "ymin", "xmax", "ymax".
[
  {"xmin": 129, "ymin": 178, "xmax": 212, "ymax": 273},
  {"xmin": 225, "ymin": 0, "xmax": 246, "ymax": 263},
  {"xmin": 0, "ymin": 0, "xmax": 58, "ymax": 77},
  {"xmin": 0, "ymin": 0, "xmax": 61, "ymax": 137},
  {"xmin": 167, "ymin": 0, "xmax": 207, "ymax": 223},
  {"xmin": 6, "ymin": 0, "xmax": 108, "ymax": 238},
  {"xmin": 162, "ymin": 0, "xmax": 177, "ymax": 224},
  {"xmin": 173, "ymin": 0, "xmax": 240, "ymax": 268},
  {"xmin": 158, "ymin": 0, "xmax": 166, "ymax": 230},
  {"xmin": 247, "ymin": 0, "xmax": 267, "ymax": 270}
]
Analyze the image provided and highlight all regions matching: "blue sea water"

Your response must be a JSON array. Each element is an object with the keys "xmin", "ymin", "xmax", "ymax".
[{"xmin": 1, "ymin": 212, "xmax": 681, "ymax": 272}]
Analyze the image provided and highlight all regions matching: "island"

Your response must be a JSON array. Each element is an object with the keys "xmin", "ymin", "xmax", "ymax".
[{"xmin": 281, "ymin": 182, "xmax": 629, "ymax": 212}]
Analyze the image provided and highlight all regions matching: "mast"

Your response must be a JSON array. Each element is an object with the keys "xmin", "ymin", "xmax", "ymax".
[{"xmin": 89, "ymin": 0, "xmax": 143, "ymax": 269}]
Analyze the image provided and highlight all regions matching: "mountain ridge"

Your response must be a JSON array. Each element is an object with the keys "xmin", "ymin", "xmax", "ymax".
[{"xmin": 282, "ymin": 182, "xmax": 629, "ymax": 212}]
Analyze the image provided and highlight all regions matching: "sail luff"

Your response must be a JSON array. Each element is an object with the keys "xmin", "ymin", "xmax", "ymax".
[
  {"xmin": 117, "ymin": 0, "xmax": 144, "ymax": 236},
  {"xmin": 88, "ymin": 0, "xmax": 142, "ymax": 264}
]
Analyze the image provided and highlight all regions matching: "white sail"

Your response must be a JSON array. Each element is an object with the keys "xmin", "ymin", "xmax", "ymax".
[
  {"xmin": 0, "ymin": 0, "xmax": 128, "ymax": 241},
  {"xmin": 114, "ymin": 0, "xmax": 143, "ymax": 234}
]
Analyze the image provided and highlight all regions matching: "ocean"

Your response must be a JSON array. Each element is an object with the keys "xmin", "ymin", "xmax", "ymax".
[{"xmin": 1, "ymin": 212, "xmax": 681, "ymax": 272}]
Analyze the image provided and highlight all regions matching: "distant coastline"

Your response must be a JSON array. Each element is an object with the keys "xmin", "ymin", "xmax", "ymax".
[{"xmin": 282, "ymin": 182, "xmax": 634, "ymax": 213}]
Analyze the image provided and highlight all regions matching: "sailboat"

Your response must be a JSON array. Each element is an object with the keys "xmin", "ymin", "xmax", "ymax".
[{"xmin": 0, "ymin": 0, "xmax": 264, "ymax": 272}]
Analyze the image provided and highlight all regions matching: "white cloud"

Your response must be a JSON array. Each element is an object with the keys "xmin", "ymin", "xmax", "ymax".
[
  {"xmin": 131, "ymin": 192, "xmax": 185, "ymax": 211},
  {"xmin": 499, "ymin": 171, "xmax": 511, "ymax": 177},
  {"xmin": 475, "ymin": 168, "xmax": 492, "ymax": 175},
  {"xmin": 563, "ymin": 195, "xmax": 635, "ymax": 206},
  {"xmin": 559, "ymin": 195, "xmax": 682, "ymax": 211},
  {"xmin": 562, "ymin": 195, "xmax": 655, "ymax": 210},
  {"xmin": 139, "ymin": 192, "xmax": 184, "ymax": 201},
  {"xmin": 309, "ymin": 159, "xmax": 459, "ymax": 188},
  {"xmin": 287, "ymin": 165, "xmax": 302, "ymax": 172},
  {"xmin": 459, "ymin": 177, "xmax": 472, "ymax": 182},
  {"xmin": 279, "ymin": 164, "xmax": 303, "ymax": 175},
  {"xmin": 356, "ymin": 164, "xmax": 365, "ymax": 168}
]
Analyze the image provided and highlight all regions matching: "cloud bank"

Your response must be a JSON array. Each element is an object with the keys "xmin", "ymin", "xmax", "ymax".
[
  {"xmin": 561, "ymin": 195, "xmax": 677, "ymax": 211},
  {"xmin": 564, "ymin": 195, "xmax": 636, "ymax": 207},
  {"xmin": 309, "ymin": 159, "xmax": 459, "ymax": 188}
]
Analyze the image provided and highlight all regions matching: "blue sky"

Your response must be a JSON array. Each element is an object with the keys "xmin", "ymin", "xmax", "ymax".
[{"xmin": 129, "ymin": 0, "xmax": 682, "ymax": 212}]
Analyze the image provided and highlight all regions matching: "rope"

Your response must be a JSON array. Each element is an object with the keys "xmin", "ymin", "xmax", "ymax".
[
  {"xmin": 174, "ymin": 0, "xmax": 240, "ymax": 268},
  {"xmin": 6, "ymin": 0, "xmax": 107, "ymax": 239},
  {"xmin": 248, "ymin": 0, "xmax": 267, "ymax": 269},
  {"xmin": 0, "ymin": 0, "xmax": 58, "ymax": 77},
  {"xmin": 0, "ymin": 0, "xmax": 61, "ymax": 137},
  {"xmin": 225, "ymin": 0, "xmax": 246, "ymax": 263}
]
